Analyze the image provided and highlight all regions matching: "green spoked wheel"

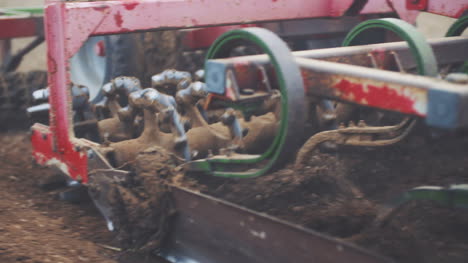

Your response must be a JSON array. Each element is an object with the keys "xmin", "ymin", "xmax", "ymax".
[
  {"xmin": 343, "ymin": 18, "xmax": 438, "ymax": 77},
  {"xmin": 189, "ymin": 27, "xmax": 306, "ymax": 178},
  {"xmin": 446, "ymin": 15, "xmax": 468, "ymax": 37},
  {"xmin": 446, "ymin": 15, "xmax": 468, "ymax": 73},
  {"xmin": 332, "ymin": 18, "xmax": 438, "ymax": 127}
]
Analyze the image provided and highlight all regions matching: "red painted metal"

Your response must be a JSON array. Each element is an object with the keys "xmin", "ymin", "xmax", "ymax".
[
  {"xmin": 405, "ymin": 0, "xmax": 468, "ymax": 18},
  {"xmin": 62, "ymin": 0, "xmax": 358, "ymax": 58},
  {"xmin": 333, "ymin": 79, "xmax": 424, "ymax": 116},
  {"xmin": 0, "ymin": 17, "xmax": 42, "ymax": 39},
  {"xmin": 95, "ymin": 40, "xmax": 105, "ymax": 56},
  {"xmin": 33, "ymin": 0, "xmax": 462, "ymax": 182},
  {"xmin": 183, "ymin": 25, "xmax": 254, "ymax": 50},
  {"xmin": 32, "ymin": 0, "xmax": 87, "ymax": 182},
  {"xmin": 33, "ymin": 0, "xmax": 361, "ymax": 182},
  {"xmin": 426, "ymin": 0, "xmax": 468, "ymax": 18},
  {"xmin": 361, "ymin": 0, "xmax": 419, "ymax": 23},
  {"xmin": 406, "ymin": 0, "xmax": 429, "ymax": 11},
  {"xmin": 31, "ymin": 124, "xmax": 88, "ymax": 182}
]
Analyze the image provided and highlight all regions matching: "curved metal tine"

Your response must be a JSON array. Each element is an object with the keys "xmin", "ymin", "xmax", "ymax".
[
  {"xmin": 339, "ymin": 117, "xmax": 412, "ymax": 134},
  {"xmin": 346, "ymin": 118, "xmax": 417, "ymax": 147}
]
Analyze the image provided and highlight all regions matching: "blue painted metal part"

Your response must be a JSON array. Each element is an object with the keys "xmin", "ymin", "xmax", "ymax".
[
  {"xmin": 427, "ymin": 88, "xmax": 468, "ymax": 129},
  {"xmin": 205, "ymin": 60, "xmax": 227, "ymax": 95}
]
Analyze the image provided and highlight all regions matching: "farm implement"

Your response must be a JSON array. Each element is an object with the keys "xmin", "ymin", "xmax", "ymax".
[{"xmin": 20, "ymin": 0, "xmax": 468, "ymax": 262}]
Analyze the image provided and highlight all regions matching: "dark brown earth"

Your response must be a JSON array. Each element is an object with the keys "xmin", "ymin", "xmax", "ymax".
[
  {"xmin": 3, "ymin": 124, "xmax": 468, "ymax": 263},
  {"xmin": 1, "ymin": 52, "xmax": 468, "ymax": 263},
  {"xmin": 0, "ymin": 133, "xmax": 118, "ymax": 263},
  {"xmin": 180, "ymin": 131, "xmax": 468, "ymax": 263},
  {"xmin": 0, "ymin": 133, "xmax": 169, "ymax": 263}
]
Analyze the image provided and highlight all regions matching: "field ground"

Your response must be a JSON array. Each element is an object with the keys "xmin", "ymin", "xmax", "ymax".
[{"xmin": 0, "ymin": 1, "xmax": 466, "ymax": 262}]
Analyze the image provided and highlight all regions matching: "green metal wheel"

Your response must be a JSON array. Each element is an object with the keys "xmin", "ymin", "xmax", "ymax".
[
  {"xmin": 343, "ymin": 18, "xmax": 438, "ymax": 77},
  {"xmin": 188, "ymin": 27, "xmax": 306, "ymax": 178},
  {"xmin": 446, "ymin": 15, "xmax": 468, "ymax": 37}
]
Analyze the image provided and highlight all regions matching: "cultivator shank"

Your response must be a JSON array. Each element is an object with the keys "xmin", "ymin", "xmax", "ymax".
[{"xmin": 28, "ymin": 0, "xmax": 468, "ymax": 262}]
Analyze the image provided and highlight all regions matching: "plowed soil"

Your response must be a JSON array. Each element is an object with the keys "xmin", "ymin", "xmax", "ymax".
[
  {"xmin": 3, "ymin": 125, "xmax": 468, "ymax": 263},
  {"xmin": 182, "ymin": 131, "xmax": 468, "ymax": 263},
  {"xmin": 0, "ymin": 133, "xmax": 168, "ymax": 263},
  {"xmin": 0, "ymin": 133, "xmax": 119, "ymax": 263}
]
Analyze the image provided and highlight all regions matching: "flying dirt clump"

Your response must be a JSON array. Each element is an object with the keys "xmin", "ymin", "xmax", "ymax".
[{"xmin": 89, "ymin": 146, "xmax": 182, "ymax": 252}]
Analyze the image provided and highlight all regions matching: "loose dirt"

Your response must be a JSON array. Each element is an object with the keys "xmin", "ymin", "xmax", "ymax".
[
  {"xmin": 0, "ymin": 133, "xmax": 169, "ymax": 263},
  {"xmin": 180, "ymin": 131, "xmax": 468, "ymax": 263},
  {"xmin": 0, "ymin": 133, "xmax": 118, "ymax": 263},
  {"xmin": 4, "ymin": 128, "xmax": 468, "ymax": 263}
]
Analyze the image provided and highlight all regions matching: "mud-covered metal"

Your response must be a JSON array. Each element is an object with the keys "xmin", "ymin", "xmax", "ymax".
[
  {"xmin": 31, "ymin": 123, "xmax": 88, "ymax": 182},
  {"xmin": 152, "ymin": 69, "xmax": 192, "ymax": 88},
  {"xmin": 295, "ymin": 118, "xmax": 416, "ymax": 168},
  {"xmin": 161, "ymin": 186, "xmax": 393, "ymax": 263},
  {"xmin": 95, "ymin": 73, "xmax": 278, "ymax": 168}
]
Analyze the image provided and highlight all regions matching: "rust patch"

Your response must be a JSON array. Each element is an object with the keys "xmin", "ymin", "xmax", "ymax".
[
  {"xmin": 333, "ymin": 79, "xmax": 422, "ymax": 116},
  {"xmin": 47, "ymin": 53, "xmax": 57, "ymax": 75},
  {"xmin": 124, "ymin": 2, "xmax": 139, "ymax": 10},
  {"xmin": 114, "ymin": 12, "xmax": 124, "ymax": 28}
]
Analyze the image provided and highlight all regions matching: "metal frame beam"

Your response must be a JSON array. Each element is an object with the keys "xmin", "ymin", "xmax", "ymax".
[{"xmin": 205, "ymin": 37, "xmax": 468, "ymax": 128}]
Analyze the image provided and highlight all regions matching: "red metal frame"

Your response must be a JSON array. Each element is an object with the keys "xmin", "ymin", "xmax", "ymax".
[
  {"xmin": 406, "ymin": 0, "xmax": 429, "ymax": 11},
  {"xmin": 0, "ymin": 17, "xmax": 43, "ymax": 39},
  {"xmin": 183, "ymin": 25, "xmax": 255, "ymax": 50},
  {"xmin": 32, "ymin": 0, "xmax": 468, "ymax": 183},
  {"xmin": 406, "ymin": 0, "xmax": 468, "ymax": 18}
]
